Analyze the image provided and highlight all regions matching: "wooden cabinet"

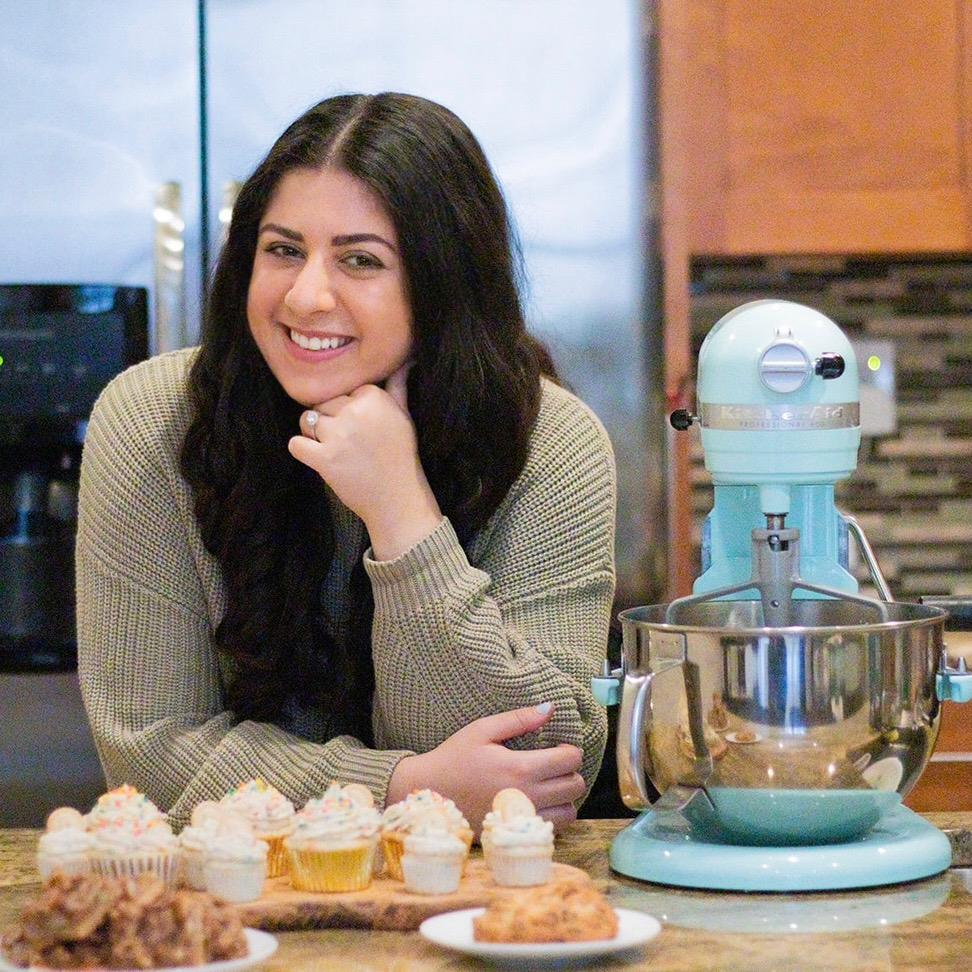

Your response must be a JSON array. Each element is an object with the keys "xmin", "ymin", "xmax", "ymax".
[
  {"xmin": 668, "ymin": 0, "xmax": 972, "ymax": 257},
  {"xmin": 657, "ymin": 0, "xmax": 972, "ymax": 597}
]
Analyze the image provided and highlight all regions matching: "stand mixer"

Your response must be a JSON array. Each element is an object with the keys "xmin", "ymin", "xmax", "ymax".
[{"xmin": 594, "ymin": 299, "xmax": 972, "ymax": 891}]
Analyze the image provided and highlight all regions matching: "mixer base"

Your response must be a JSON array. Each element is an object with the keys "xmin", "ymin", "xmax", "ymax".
[{"xmin": 610, "ymin": 803, "xmax": 951, "ymax": 891}]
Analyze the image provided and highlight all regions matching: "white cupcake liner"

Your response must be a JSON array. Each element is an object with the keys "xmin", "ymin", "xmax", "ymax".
[
  {"xmin": 37, "ymin": 853, "xmax": 92, "ymax": 882},
  {"xmin": 488, "ymin": 849, "xmax": 554, "ymax": 887},
  {"xmin": 90, "ymin": 852, "xmax": 180, "ymax": 887},
  {"xmin": 204, "ymin": 857, "xmax": 267, "ymax": 903},
  {"xmin": 400, "ymin": 852, "xmax": 464, "ymax": 895}
]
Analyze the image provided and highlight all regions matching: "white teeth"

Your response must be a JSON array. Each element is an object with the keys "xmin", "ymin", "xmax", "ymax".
[{"xmin": 290, "ymin": 329, "xmax": 350, "ymax": 351}]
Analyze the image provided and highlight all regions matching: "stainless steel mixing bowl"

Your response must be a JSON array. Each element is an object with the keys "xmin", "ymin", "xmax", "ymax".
[{"xmin": 616, "ymin": 599, "xmax": 948, "ymax": 845}]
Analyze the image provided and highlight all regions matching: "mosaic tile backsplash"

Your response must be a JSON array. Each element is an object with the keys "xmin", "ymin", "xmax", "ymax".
[{"xmin": 689, "ymin": 256, "xmax": 972, "ymax": 600}]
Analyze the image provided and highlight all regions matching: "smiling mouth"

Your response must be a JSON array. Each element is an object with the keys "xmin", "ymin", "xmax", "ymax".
[{"xmin": 289, "ymin": 329, "xmax": 352, "ymax": 351}]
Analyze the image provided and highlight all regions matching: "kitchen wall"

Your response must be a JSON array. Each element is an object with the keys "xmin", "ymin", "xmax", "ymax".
[{"xmin": 688, "ymin": 255, "xmax": 972, "ymax": 600}]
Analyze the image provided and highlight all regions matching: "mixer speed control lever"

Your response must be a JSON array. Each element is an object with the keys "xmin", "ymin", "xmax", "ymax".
[
  {"xmin": 669, "ymin": 409, "xmax": 696, "ymax": 431},
  {"xmin": 815, "ymin": 352, "xmax": 845, "ymax": 379}
]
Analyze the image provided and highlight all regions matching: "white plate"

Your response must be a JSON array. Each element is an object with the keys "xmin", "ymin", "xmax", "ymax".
[
  {"xmin": 0, "ymin": 927, "xmax": 277, "ymax": 972},
  {"xmin": 419, "ymin": 907, "xmax": 660, "ymax": 968},
  {"xmin": 725, "ymin": 731, "xmax": 763, "ymax": 744},
  {"xmin": 862, "ymin": 756, "xmax": 904, "ymax": 791}
]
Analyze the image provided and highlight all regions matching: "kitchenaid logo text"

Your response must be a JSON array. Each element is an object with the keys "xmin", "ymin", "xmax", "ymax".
[{"xmin": 699, "ymin": 402, "xmax": 861, "ymax": 431}]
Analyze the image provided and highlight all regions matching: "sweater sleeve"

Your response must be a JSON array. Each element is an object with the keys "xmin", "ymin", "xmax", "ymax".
[
  {"xmin": 366, "ymin": 381, "xmax": 616, "ymax": 795},
  {"xmin": 75, "ymin": 352, "xmax": 411, "ymax": 828}
]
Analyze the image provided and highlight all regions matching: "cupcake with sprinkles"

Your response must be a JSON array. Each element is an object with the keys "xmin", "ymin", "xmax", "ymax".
[
  {"xmin": 284, "ymin": 782, "xmax": 381, "ymax": 893},
  {"xmin": 219, "ymin": 778, "xmax": 296, "ymax": 878},
  {"xmin": 480, "ymin": 788, "xmax": 554, "ymax": 887},
  {"xmin": 380, "ymin": 788, "xmax": 473, "ymax": 882},
  {"xmin": 84, "ymin": 784, "xmax": 180, "ymax": 886}
]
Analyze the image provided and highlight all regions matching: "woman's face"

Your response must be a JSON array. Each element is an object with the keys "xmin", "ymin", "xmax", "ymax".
[{"xmin": 247, "ymin": 166, "xmax": 413, "ymax": 407}]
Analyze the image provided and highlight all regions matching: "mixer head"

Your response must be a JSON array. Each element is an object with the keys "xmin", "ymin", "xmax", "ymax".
[{"xmin": 679, "ymin": 299, "xmax": 861, "ymax": 517}]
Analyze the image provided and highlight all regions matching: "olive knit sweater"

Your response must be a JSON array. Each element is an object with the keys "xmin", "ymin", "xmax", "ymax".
[{"xmin": 76, "ymin": 348, "xmax": 616, "ymax": 828}]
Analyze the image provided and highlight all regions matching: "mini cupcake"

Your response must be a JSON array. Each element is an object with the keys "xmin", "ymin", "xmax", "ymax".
[
  {"xmin": 219, "ymin": 778, "xmax": 296, "ymax": 878},
  {"xmin": 481, "ymin": 788, "xmax": 554, "ymax": 887},
  {"xmin": 284, "ymin": 782, "xmax": 381, "ymax": 893},
  {"xmin": 84, "ymin": 786, "xmax": 180, "ymax": 887},
  {"xmin": 380, "ymin": 789, "xmax": 473, "ymax": 882},
  {"xmin": 400, "ymin": 823, "xmax": 468, "ymax": 895},
  {"xmin": 203, "ymin": 829, "xmax": 269, "ymax": 903},
  {"xmin": 178, "ymin": 801, "xmax": 254, "ymax": 890},
  {"xmin": 36, "ymin": 807, "xmax": 93, "ymax": 880}
]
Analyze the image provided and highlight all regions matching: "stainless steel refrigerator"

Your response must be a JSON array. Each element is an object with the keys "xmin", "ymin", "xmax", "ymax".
[{"xmin": 0, "ymin": 0, "xmax": 661, "ymax": 823}]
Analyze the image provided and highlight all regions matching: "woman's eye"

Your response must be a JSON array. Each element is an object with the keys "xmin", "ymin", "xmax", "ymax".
[
  {"xmin": 342, "ymin": 252, "xmax": 383, "ymax": 271},
  {"xmin": 265, "ymin": 241, "xmax": 303, "ymax": 259}
]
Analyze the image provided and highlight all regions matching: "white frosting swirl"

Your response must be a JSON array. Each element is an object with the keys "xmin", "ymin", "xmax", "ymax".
[
  {"xmin": 88, "ymin": 824, "xmax": 179, "ymax": 855},
  {"xmin": 381, "ymin": 789, "xmax": 469, "ymax": 834},
  {"xmin": 38, "ymin": 827, "xmax": 94, "ymax": 857},
  {"xmin": 178, "ymin": 817, "xmax": 220, "ymax": 855},
  {"xmin": 207, "ymin": 831, "xmax": 268, "ymax": 864},
  {"xmin": 286, "ymin": 785, "xmax": 381, "ymax": 848},
  {"xmin": 483, "ymin": 814, "xmax": 554, "ymax": 849},
  {"xmin": 219, "ymin": 779, "xmax": 295, "ymax": 833},
  {"xmin": 403, "ymin": 824, "xmax": 467, "ymax": 857}
]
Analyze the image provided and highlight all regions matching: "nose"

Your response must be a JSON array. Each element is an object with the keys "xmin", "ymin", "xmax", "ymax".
[{"xmin": 284, "ymin": 257, "xmax": 337, "ymax": 316}]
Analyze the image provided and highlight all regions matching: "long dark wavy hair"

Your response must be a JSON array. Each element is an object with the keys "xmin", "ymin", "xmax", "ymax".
[{"xmin": 180, "ymin": 92, "xmax": 558, "ymax": 737}]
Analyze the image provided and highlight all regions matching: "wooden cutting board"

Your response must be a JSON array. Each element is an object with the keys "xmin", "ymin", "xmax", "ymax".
[{"xmin": 234, "ymin": 858, "xmax": 590, "ymax": 931}]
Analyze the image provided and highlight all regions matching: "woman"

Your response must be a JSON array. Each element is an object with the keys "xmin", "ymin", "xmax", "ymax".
[{"xmin": 76, "ymin": 92, "xmax": 616, "ymax": 834}]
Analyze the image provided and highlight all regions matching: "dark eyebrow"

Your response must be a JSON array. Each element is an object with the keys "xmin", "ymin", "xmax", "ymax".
[
  {"xmin": 332, "ymin": 232, "xmax": 397, "ymax": 252},
  {"xmin": 258, "ymin": 223, "xmax": 303, "ymax": 241},
  {"xmin": 257, "ymin": 225, "xmax": 396, "ymax": 253}
]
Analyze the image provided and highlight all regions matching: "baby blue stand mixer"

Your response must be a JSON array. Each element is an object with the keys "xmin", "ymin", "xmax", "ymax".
[{"xmin": 594, "ymin": 300, "xmax": 972, "ymax": 891}]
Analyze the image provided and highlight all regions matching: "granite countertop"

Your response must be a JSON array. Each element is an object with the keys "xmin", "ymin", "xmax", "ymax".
[{"xmin": 2, "ymin": 815, "xmax": 971, "ymax": 970}]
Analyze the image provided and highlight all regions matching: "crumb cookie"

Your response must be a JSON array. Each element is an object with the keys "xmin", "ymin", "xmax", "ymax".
[{"xmin": 472, "ymin": 876, "xmax": 619, "ymax": 943}]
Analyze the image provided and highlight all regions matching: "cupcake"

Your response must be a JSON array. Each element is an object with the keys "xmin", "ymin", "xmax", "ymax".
[
  {"xmin": 36, "ymin": 807, "xmax": 93, "ymax": 880},
  {"xmin": 84, "ymin": 786, "xmax": 180, "ymax": 886},
  {"xmin": 481, "ymin": 788, "xmax": 554, "ymax": 887},
  {"xmin": 219, "ymin": 778, "xmax": 296, "ymax": 878},
  {"xmin": 284, "ymin": 782, "xmax": 381, "ymax": 893},
  {"xmin": 400, "ymin": 823, "xmax": 469, "ymax": 895},
  {"xmin": 178, "ymin": 801, "xmax": 253, "ymax": 890},
  {"xmin": 380, "ymin": 789, "xmax": 473, "ymax": 882},
  {"xmin": 85, "ymin": 784, "xmax": 180, "ymax": 886},
  {"xmin": 203, "ymin": 828, "xmax": 269, "ymax": 903}
]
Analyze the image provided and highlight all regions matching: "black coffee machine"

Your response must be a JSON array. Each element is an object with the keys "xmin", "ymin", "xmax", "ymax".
[{"xmin": 0, "ymin": 284, "xmax": 148, "ymax": 670}]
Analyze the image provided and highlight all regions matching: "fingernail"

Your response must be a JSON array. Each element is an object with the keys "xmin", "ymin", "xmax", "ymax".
[{"xmin": 535, "ymin": 701, "xmax": 552, "ymax": 715}]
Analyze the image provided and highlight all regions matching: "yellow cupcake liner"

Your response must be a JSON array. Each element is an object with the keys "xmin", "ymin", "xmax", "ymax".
[
  {"xmin": 286, "ymin": 841, "xmax": 377, "ymax": 893},
  {"xmin": 380, "ymin": 832, "xmax": 407, "ymax": 881},
  {"xmin": 258, "ymin": 833, "xmax": 290, "ymax": 878}
]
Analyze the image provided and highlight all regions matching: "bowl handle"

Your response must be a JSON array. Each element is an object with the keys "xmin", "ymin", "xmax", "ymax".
[{"xmin": 616, "ymin": 667, "xmax": 658, "ymax": 810}]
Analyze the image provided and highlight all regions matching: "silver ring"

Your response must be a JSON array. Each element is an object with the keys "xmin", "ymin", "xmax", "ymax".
[{"xmin": 304, "ymin": 410, "xmax": 319, "ymax": 440}]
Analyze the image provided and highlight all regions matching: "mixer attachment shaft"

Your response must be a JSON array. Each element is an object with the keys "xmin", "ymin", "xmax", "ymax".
[{"xmin": 664, "ymin": 517, "xmax": 890, "ymax": 626}]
